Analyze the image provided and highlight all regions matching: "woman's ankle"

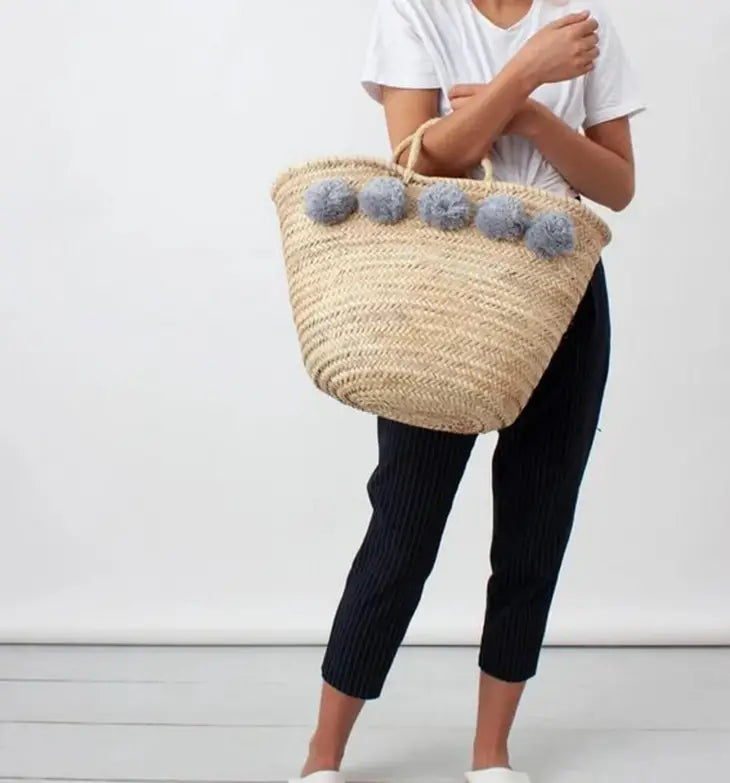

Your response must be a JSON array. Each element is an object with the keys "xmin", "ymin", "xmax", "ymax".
[
  {"xmin": 301, "ymin": 739, "xmax": 343, "ymax": 776},
  {"xmin": 472, "ymin": 746, "xmax": 510, "ymax": 770},
  {"xmin": 300, "ymin": 682, "xmax": 363, "ymax": 776},
  {"xmin": 301, "ymin": 760, "xmax": 341, "ymax": 777}
]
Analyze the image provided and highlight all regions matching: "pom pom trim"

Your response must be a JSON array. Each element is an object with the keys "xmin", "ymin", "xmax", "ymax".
[{"xmin": 302, "ymin": 178, "xmax": 577, "ymax": 258}]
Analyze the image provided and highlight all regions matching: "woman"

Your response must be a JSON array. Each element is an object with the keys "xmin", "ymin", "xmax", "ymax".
[{"xmin": 293, "ymin": 2, "xmax": 644, "ymax": 782}]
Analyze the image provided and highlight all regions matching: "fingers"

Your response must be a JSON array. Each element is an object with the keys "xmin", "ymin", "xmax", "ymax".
[
  {"xmin": 576, "ymin": 17, "xmax": 599, "ymax": 36},
  {"xmin": 577, "ymin": 27, "xmax": 600, "ymax": 63},
  {"xmin": 447, "ymin": 83, "xmax": 482, "ymax": 99},
  {"xmin": 552, "ymin": 10, "xmax": 590, "ymax": 28},
  {"xmin": 450, "ymin": 97, "xmax": 470, "ymax": 111},
  {"xmin": 556, "ymin": 15, "xmax": 598, "ymax": 39}
]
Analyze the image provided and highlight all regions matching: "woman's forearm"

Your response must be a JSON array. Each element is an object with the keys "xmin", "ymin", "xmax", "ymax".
[
  {"xmin": 407, "ymin": 62, "xmax": 535, "ymax": 178},
  {"xmin": 524, "ymin": 105, "xmax": 635, "ymax": 211},
  {"xmin": 400, "ymin": 12, "xmax": 601, "ymax": 178}
]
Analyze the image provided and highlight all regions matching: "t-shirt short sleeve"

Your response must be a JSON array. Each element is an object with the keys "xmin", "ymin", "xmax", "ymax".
[
  {"xmin": 583, "ymin": 2, "xmax": 646, "ymax": 128},
  {"xmin": 362, "ymin": 0, "xmax": 440, "ymax": 103}
]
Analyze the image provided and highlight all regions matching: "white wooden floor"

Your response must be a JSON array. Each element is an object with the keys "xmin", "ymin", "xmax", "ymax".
[{"xmin": 0, "ymin": 646, "xmax": 728, "ymax": 783}]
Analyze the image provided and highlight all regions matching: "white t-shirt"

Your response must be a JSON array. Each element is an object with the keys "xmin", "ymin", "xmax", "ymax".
[{"xmin": 362, "ymin": 0, "xmax": 645, "ymax": 195}]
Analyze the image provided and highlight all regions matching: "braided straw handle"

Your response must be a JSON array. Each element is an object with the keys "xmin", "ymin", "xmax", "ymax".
[{"xmin": 391, "ymin": 116, "xmax": 494, "ymax": 184}]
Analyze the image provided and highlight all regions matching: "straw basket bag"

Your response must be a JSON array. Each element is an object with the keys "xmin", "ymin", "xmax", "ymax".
[{"xmin": 271, "ymin": 117, "xmax": 611, "ymax": 435}]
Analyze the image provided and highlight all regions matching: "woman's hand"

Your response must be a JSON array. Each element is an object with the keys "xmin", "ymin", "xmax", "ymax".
[
  {"xmin": 514, "ymin": 11, "xmax": 599, "ymax": 87},
  {"xmin": 447, "ymin": 83, "xmax": 487, "ymax": 112}
]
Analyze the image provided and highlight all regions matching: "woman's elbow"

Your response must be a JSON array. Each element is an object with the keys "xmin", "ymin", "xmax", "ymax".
[{"xmin": 608, "ymin": 175, "xmax": 636, "ymax": 212}]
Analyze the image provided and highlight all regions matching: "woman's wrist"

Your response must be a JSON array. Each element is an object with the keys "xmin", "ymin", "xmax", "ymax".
[
  {"xmin": 502, "ymin": 99, "xmax": 549, "ymax": 141},
  {"xmin": 480, "ymin": 59, "xmax": 539, "ymax": 111},
  {"xmin": 520, "ymin": 100, "xmax": 551, "ymax": 141},
  {"xmin": 504, "ymin": 54, "xmax": 542, "ymax": 97}
]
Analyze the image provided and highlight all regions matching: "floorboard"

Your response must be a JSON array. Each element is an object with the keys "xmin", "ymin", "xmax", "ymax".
[{"xmin": 0, "ymin": 646, "xmax": 728, "ymax": 782}]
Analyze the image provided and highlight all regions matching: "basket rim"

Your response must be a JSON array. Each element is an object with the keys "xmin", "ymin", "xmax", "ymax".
[{"xmin": 271, "ymin": 154, "xmax": 611, "ymax": 245}]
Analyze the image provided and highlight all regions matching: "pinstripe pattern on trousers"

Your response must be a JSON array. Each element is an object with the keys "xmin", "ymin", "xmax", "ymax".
[{"xmin": 322, "ymin": 261, "xmax": 611, "ymax": 699}]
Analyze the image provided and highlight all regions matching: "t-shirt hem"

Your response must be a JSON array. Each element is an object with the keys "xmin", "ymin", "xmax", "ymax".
[
  {"xmin": 584, "ymin": 101, "xmax": 647, "ymax": 128},
  {"xmin": 362, "ymin": 75, "xmax": 442, "ymax": 104}
]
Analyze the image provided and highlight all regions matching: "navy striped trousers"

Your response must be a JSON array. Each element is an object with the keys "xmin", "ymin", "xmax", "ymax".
[{"xmin": 322, "ymin": 262, "xmax": 611, "ymax": 699}]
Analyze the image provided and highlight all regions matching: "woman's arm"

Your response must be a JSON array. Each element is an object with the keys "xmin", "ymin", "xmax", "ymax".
[
  {"xmin": 384, "ymin": 12, "xmax": 599, "ymax": 178},
  {"xmin": 383, "ymin": 63, "xmax": 532, "ymax": 178},
  {"xmin": 509, "ymin": 101, "xmax": 635, "ymax": 211}
]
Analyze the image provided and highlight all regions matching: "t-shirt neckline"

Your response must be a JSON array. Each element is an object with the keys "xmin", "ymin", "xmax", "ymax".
[{"xmin": 469, "ymin": 0, "xmax": 539, "ymax": 32}]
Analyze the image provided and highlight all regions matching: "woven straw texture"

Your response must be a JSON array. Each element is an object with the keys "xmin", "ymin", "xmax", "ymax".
[{"xmin": 271, "ymin": 121, "xmax": 611, "ymax": 434}]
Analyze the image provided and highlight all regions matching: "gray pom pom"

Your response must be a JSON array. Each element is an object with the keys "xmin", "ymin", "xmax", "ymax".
[
  {"xmin": 475, "ymin": 195, "xmax": 530, "ymax": 240},
  {"xmin": 359, "ymin": 178, "xmax": 407, "ymax": 224},
  {"xmin": 419, "ymin": 183, "xmax": 472, "ymax": 230},
  {"xmin": 525, "ymin": 212, "xmax": 576, "ymax": 258},
  {"xmin": 304, "ymin": 179, "xmax": 357, "ymax": 225}
]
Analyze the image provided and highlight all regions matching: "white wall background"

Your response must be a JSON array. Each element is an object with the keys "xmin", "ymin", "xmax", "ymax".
[{"xmin": 1, "ymin": 0, "xmax": 728, "ymax": 645}]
